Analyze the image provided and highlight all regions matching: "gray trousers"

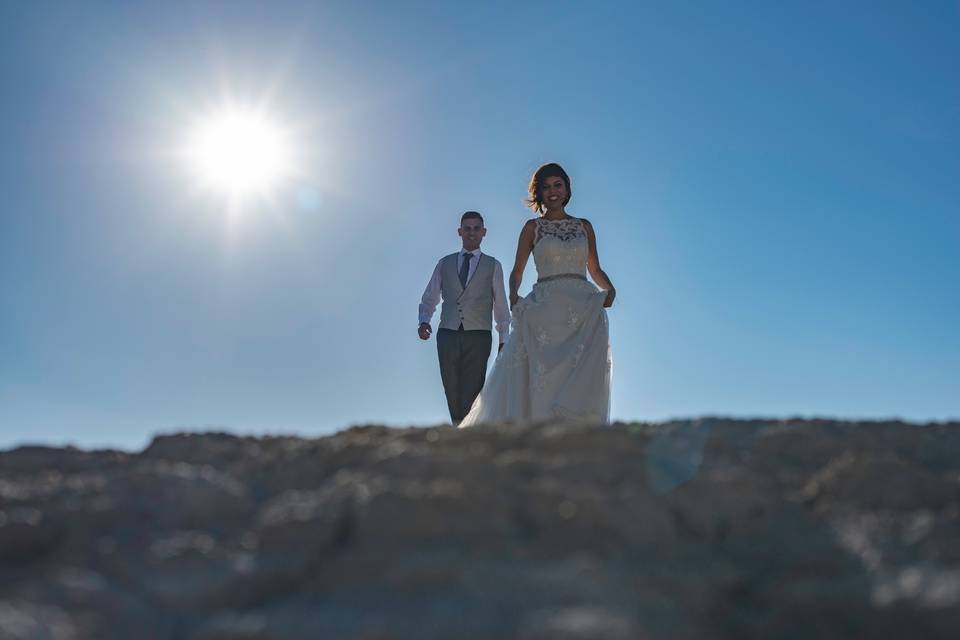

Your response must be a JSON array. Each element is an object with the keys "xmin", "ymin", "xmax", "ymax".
[{"xmin": 436, "ymin": 328, "xmax": 492, "ymax": 424}]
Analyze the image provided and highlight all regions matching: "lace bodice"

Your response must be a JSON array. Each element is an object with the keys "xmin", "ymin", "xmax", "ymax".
[{"xmin": 532, "ymin": 217, "xmax": 588, "ymax": 279}]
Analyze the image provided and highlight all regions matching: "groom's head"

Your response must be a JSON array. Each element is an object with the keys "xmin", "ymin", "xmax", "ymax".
[{"xmin": 458, "ymin": 211, "xmax": 486, "ymax": 251}]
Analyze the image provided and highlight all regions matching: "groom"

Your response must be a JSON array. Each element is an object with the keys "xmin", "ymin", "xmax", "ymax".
[{"xmin": 418, "ymin": 211, "xmax": 510, "ymax": 425}]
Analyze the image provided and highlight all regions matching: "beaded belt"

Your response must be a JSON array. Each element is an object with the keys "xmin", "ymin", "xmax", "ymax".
[{"xmin": 537, "ymin": 273, "xmax": 587, "ymax": 283}]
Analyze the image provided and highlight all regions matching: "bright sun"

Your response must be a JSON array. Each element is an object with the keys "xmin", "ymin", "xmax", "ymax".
[{"xmin": 184, "ymin": 107, "xmax": 296, "ymax": 203}]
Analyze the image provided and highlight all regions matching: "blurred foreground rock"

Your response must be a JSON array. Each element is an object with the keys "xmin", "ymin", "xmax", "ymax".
[{"xmin": 2, "ymin": 418, "xmax": 959, "ymax": 639}]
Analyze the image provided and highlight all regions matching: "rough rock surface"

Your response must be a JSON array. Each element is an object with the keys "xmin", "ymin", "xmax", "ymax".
[{"xmin": 1, "ymin": 418, "xmax": 959, "ymax": 639}]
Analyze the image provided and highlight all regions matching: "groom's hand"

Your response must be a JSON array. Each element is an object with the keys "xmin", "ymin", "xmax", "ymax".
[{"xmin": 418, "ymin": 322, "xmax": 432, "ymax": 340}]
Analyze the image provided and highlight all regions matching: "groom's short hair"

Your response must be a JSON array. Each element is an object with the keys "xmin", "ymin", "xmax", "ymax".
[{"xmin": 461, "ymin": 211, "xmax": 484, "ymax": 226}]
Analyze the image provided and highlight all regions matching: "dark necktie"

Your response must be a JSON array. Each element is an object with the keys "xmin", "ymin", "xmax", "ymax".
[{"xmin": 459, "ymin": 252, "xmax": 473, "ymax": 288}]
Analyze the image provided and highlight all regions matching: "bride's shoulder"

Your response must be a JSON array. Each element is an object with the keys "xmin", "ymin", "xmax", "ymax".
[{"xmin": 575, "ymin": 217, "xmax": 596, "ymax": 238}]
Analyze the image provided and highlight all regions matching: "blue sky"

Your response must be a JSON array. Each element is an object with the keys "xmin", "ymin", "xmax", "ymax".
[{"xmin": 1, "ymin": 1, "xmax": 958, "ymax": 450}]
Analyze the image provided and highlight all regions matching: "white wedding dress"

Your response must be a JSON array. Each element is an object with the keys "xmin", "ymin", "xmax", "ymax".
[{"xmin": 459, "ymin": 217, "xmax": 612, "ymax": 426}]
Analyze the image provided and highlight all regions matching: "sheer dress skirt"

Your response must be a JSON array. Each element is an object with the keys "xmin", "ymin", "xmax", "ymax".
[{"xmin": 458, "ymin": 276, "xmax": 611, "ymax": 427}]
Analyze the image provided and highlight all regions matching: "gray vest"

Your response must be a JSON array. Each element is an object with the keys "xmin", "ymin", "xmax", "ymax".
[{"xmin": 438, "ymin": 252, "xmax": 496, "ymax": 332}]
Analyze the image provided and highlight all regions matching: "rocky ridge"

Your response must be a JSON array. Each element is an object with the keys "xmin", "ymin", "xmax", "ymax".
[{"xmin": 1, "ymin": 418, "xmax": 959, "ymax": 639}]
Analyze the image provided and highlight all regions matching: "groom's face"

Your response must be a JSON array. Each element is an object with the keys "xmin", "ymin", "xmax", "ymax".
[{"xmin": 458, "ymin": 219, "xmax": 486, "ymax": 251}]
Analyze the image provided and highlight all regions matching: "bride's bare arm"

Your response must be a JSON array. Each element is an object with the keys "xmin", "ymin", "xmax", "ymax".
[
  {"xmin": 582, "ymin": 219, "xmax": 616, "ymax": 308},
  {"xmin": 509, "ymin": 219, "xmax": 537, "ymax": 308}
]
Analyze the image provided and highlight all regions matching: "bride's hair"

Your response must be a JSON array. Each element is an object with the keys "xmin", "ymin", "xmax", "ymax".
[{"xmin": 526, "ymin": 162, "xmax": 571, "ymax": 214}]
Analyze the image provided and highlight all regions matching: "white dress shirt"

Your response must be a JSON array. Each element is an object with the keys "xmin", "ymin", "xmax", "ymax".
[{"xmin": 419, "ymin": 248, "xmax": 510, "ymax": 343}]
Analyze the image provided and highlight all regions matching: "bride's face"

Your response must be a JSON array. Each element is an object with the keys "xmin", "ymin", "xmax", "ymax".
[{"xmin": 540, "ymin": 176, "xmax": 567, "ymax": 209}]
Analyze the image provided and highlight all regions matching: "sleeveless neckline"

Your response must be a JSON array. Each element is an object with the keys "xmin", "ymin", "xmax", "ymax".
[{"xmin": 533, "ymin": 216, "xmax": 586, "ymax": 248}]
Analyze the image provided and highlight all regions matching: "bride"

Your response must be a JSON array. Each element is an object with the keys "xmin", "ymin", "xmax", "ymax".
[{"xmin": 459, "ymin": 162, "xmax": 616, "ymax": 427}]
